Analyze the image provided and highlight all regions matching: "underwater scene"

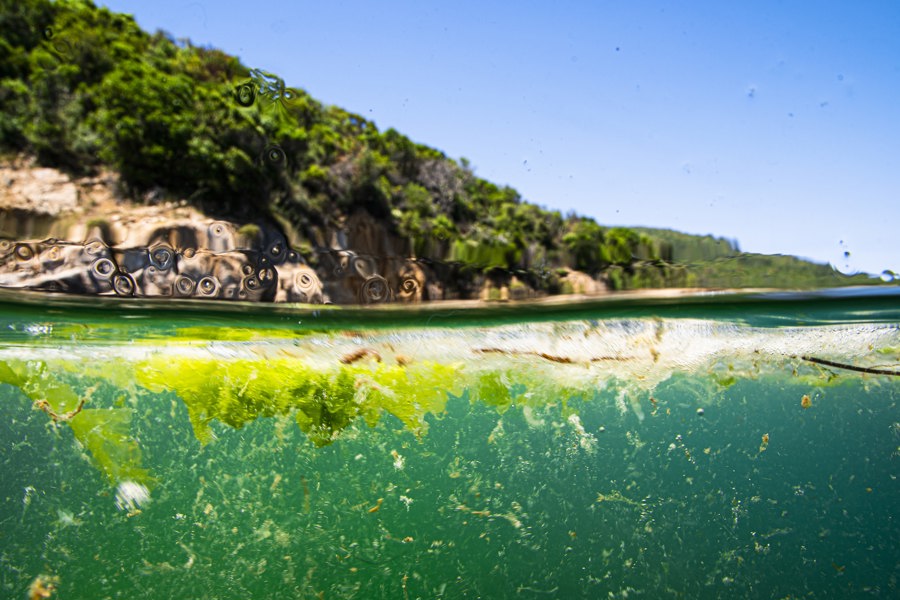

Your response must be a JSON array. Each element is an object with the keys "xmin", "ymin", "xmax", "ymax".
[{"xmin": 1, "ymin": 287, "xmax": 898, "ymax": 599}]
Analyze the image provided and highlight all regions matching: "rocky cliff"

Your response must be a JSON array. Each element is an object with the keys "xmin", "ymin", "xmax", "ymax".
[{"xmin": 1, "ymin": 161, "xmax": 596, "ymax": 304}]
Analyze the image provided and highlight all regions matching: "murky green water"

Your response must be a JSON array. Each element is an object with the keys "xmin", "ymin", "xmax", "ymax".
[{"xmin": 1, "ymin": 288, "xmax": 898, "ymax": 599}]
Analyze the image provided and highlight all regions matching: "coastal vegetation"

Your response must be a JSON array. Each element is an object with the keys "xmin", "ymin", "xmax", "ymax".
[{"xmin": 0, "ymin": 0, "xmax": 875, "ymax": 291}]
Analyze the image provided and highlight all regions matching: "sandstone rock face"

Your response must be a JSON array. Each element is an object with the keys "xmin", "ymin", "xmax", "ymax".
[
  {"xmin": 2, "ymin": 163, "xmax": 609, "ymax": 304},
  {"xmin": 0, "ymin": 164, "xmax": 79, "ymax": 216},
  {"xmin": 0, "ymin": 163, "xmax": 452, "ymax": 304}
]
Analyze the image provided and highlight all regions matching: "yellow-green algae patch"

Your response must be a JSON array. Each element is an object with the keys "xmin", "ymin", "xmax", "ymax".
[
  {"xmin": 136, "ymin": 357, "xmax": 465, "ymax": 446},
  {"xmin": 0, "ymin": 359, "xmax": 150, "ymax": 485}
]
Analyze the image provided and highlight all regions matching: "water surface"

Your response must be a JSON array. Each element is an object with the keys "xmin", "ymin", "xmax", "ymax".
[{"xmin": 1, "ymin": 288, "xmax": 898, "ymax": 599}]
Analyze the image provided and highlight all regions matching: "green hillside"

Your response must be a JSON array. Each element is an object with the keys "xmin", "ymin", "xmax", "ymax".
[{"xmin": 0, "ymin": 0, "xmax": 877, "ymax": 291}]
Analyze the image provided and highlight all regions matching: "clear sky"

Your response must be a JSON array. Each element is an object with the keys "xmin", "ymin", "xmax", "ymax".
[{"xmin": 97, "ymin": 0, "xmax": 899, "ymax": 276}]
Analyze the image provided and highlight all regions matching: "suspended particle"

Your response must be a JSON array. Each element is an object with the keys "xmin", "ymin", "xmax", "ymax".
[
  {"xmin": 28, "ymin": 574, "xmax": 59, "ymax": 600},
  {"xmin": 696, "ymin": 407, "xmax": 705, "ymax": 417},
  {"xmin": 800, "ymin": 394, "xmax": 812, "ymax": 409}
]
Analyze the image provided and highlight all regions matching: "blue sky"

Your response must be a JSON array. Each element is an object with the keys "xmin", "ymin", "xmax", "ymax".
[{"xmin": 98, "ymin": 0, "xmax": 899, "ymax": 276}]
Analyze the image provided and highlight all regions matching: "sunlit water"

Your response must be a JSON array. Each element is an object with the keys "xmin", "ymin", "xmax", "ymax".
[{"xmin": 1, "ymin": 288, "xmax": 898, "ymax": 599}]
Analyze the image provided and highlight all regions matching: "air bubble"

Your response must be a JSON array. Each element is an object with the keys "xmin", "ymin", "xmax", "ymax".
[
  {"xmin": 881, "ymin": 270, "xmax": 896, "ymax": 283},
  {"xmin": 43, "ymin": 26, "xmax": 54, "ymax": 40},
  {"xmin": 182, "ymin": 248, "xmax": 196, "ymax": 259},
  {"xmin": 113, "ymin": 272, "xmax": 135, "ymax": 296},
  {"xmin": 241, "ymin": 263, "xmax": 254, "ymax": 276}
]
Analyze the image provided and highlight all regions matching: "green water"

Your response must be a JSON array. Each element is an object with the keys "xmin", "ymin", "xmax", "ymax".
[{"xmin": 1, "ymin": 288, "xmax": 898, "ymax": 599}]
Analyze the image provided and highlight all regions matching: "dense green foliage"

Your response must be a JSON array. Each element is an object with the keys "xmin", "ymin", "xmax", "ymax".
[{"xmin": 0, "ymin": 0, "xmax": 876, "ymax": 289}]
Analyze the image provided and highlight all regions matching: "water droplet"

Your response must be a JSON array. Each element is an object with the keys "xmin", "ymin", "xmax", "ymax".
[
  {"xmin": 399, "ymin": 277, "xmax": 419, "ymax": 295},
  {"xmin": 881, "ymin": 270, "xmax": 896, "ymax": 283},
  {"xmin": 234, "ymin": 81, "xmax": 256, "ymax": 107},
  {"xmin": 14, "ymin": 244, "xmax": 34, "ymax": 261},
  {"xmin": 148, "ymin": 246, "xmax": 174, "ymax": 270},
  {"xmin": 295, "ymin": 271, "xmax": 315, "ymax": 291},
  {"xmin": 175, "ymin": 275, "xmax": 195, "ymax": 295},
  {"xmin": 84, "ymin": 240, "xmax": 107, "ymax": 256},
  {"xmin": 243, "ymin": 275, "xmax": 260, "ymax": 290},
  {"xmin": 352, "ymin": 255, "xmax": 376, "ymax": 278},
  {"xmin": 262, "ymin": 144, "xmax": 286, "ymax": 165},
  {"xmin": 258, "ymin": 267, "xmax": 275, "ymax": 284},
  {"xmin": 42, "ymin": 245, "xmax": 61, "ymax": 262},
  {"xmin": 90, "ymin": 257, "xmax": 115, "ymax": 279},
  {"xmin": 113, "ymin": 272, "xmax": 135, "ymax": 296},
  {"xmin": 266, "ymin": 241, "xmax": 286, "ymax": 264},
  {"xmin": 360, "ymin": 275, "xmax": 389, "ymax": 304},
  {"xmin": 197, "ymin": 276, "xmax": 219, "ymax": 297}
]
